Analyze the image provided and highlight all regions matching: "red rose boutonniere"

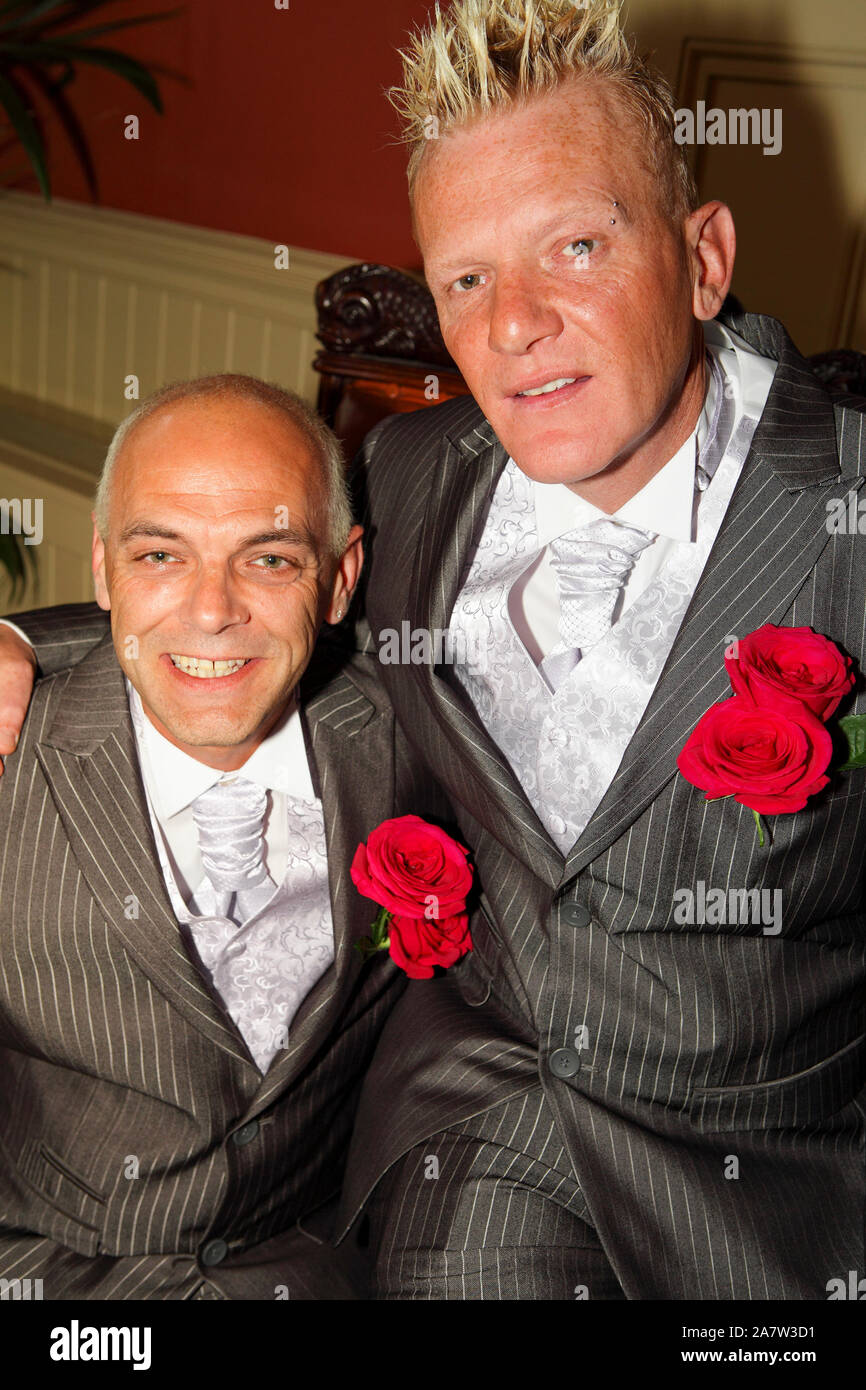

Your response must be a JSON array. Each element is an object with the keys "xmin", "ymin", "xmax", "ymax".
[
  {"xmin": 351, "ymin": 815, "xmax": 474, "ymax": 979},
  {"xmin": 678, "ymin": 625, "xmax": 863, "ymax": 845}
]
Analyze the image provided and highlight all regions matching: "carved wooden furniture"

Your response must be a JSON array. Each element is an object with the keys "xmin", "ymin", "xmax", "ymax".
[{"xmin": 313, "ymin": 263, "xmax": 469, "ymax": 459}]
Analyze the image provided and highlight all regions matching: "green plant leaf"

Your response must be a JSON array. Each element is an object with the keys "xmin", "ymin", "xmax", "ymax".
[
  {"xmin": 0, "ymin": 0, "xmax": 120, "ymax": 25},
  {"xmin": 0, "ymin": 531, "xmax": 36, "ymax": 599},
  {"xmin": 0, "ymin": 0, "xmax": 75, "ymax": 29},
  {"xmin": 5, "ymin": 42, "xmax": 164, "ymax": 110},
  {"xmin": 44, "ymin": 9, "xmax": 182, "ymax": 45},
  {"xmin": 0, "ymin": 534, "xmax": 24, "ymax": 585},
  {"xmin": 26, "ymin": 58, "xmax": 95, "ymax": 195},
  {"xmin": 839, "ymin": 714, "xmax": 866, "ymax": 770},
  {"xmin": 0, "ymin": 69, "xmax": 49, "ymax": 195}
]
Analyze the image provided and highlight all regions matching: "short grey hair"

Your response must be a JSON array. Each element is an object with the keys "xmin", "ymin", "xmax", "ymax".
[{"xmin": 94, "ymin": 374, "xmax": 352, "ymax": 558}]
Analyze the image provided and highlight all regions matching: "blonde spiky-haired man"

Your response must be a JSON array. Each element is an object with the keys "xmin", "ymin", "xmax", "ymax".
[
  {"xmin": 326, "ymin": 0, "xmax": 866, "ymax": 1300},
  {"xmin": 1, "ymin": 0, "xmax": 865, "ymax": 1302}
]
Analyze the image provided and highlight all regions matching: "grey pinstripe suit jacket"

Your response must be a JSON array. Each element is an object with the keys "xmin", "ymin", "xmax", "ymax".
[
  {"xmin": 332, "ymin": 310, "xmax": 866, "ymax": 1299},
  {"xmin": 0, "ymin": 623, "xmax": 447, "ymax": 1299}
]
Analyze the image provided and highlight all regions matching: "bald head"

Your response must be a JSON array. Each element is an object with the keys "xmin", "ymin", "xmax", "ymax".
[{"xmin": 95, "ymin": 374, "xmax": 351, "ymax": 559}]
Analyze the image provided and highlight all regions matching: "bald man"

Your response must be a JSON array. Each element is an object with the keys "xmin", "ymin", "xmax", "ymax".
[{"xmin": 0, "ymin": 374, "xmax": 448, "ymax": 1300}]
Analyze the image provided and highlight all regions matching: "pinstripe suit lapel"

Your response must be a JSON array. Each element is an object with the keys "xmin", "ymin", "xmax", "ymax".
[
  {"xmin": 561, "ymin": 314, "xmax": 860, "ymax": 881},
  {"xmin": 406, "ymin": 418, "xmax": 563, "ymax": 888},
  {"xmin": 251, "ymin": 656, "xmax": 397, "ymax": 1106},
  {"xmin": 36, "ymin": 634, "xmax": 252, "ymax": 1064}
]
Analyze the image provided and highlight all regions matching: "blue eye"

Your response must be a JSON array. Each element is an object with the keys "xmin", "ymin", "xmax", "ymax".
[
  {"xmin": 564, "ymin": 238, "xmax": 595, "ymax": 260},
  {"xmin": 251, "ymin": 554, "xmax": 292, "ymax": 570}
]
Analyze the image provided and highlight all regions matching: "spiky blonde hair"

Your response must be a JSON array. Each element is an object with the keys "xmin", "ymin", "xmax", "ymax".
[{"xmin": 389, "ymin": 0, "xmax": 697, "ymax": 222}]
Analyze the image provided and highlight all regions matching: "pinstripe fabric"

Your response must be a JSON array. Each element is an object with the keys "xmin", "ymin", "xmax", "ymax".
[
  {"xmin": 368, "ymin": 1090, "xmax": 625, "ymax": 1300},
  {"xmin": 0, "ymin": 624, "xmax": 450, "ymax": 1299},
  {"xmin": 336, "ymin": 311, "xmax": 866, "ymax": 1299}
]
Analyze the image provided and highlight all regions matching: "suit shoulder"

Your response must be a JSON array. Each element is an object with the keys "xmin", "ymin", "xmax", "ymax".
[
  {"xmin": 22, "ymin": 664, "xmax": 76, "ymax": 731},
  {"xmin": 360, "ymin": 396, "xmax": 486, "ymax": 473},
  {"xmin": 833, "ymin": 392, "xmax": 866, "ymax": 420},
  {"xmin": 303, "ymin": 641, "xmax": 392, "ymax": 716},
  {"xmin": 372, "ymin": 393, "xmax": 485, "ymax": 440},
  {"xmin": 833, "ymin": 394, "xmax": 866, "ymax": 479},
  {"xmin": 353, "ymin": 397, "xmax": 488, "ymax": 534},
  {"xmin": 337, "ymin": 649, "xmax": 394, "ymax": 714},
  {"xmin": 0, "ymin": 666, "xmax": 73, "ymax": 797}
]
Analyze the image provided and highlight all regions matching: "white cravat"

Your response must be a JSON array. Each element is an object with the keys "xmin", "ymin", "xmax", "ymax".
[
  {"xmin": 191, "ymin": 776, "xmax": 277, "ymax": 925},
  {"xmin": 541, "ymin": 518, "xmax": 657, "ymax": 690}
]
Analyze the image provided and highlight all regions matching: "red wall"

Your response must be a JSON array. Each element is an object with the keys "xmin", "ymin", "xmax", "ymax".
[{"xmin": 10, "ymin": 0, "xmax": 435, "ymax": 268}]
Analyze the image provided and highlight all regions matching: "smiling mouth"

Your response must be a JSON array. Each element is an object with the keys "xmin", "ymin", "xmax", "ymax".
[
  {"xmin": 169, "ymin": 654, "xmax": 253, "ymax": 679},
  {"xmin": 515, "ymin": 376, "xmax": 581, "ymax": 398}
]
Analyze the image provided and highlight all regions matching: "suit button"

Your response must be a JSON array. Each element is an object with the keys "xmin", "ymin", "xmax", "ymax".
[
  {"xmin": 549, "ymin": 1048, "xmax": 581, "ymax": 1079},
  {"xmin": 200, "ymin": 1238, "xmax": 228, "ymax": 1267},
  {"xmin": 232, "ymin": 1120, "xmax": 260, "ymax": 1147},
  {"xmin": 560, "ymin": 902, "xmax": 591, "ymax": 928}
]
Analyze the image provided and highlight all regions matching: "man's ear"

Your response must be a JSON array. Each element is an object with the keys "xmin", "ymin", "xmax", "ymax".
[
  {"xmin": 686, "ymin": 201, "xmax": 737, "ymax": 322},
  {"xmin": 325, "ymin": 524, "xmax": 364, "ymax": 624},
  {"xmin": 91, "ymin": 515, "xmax": 111, "ymax": 611}
]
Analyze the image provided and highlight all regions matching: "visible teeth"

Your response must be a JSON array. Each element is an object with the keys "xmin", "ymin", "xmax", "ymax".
[
  {"xmin": 170, "ymin": 655, "xmax": 248, "ymax": 678},
  {"xmin": 518, "ymin": 377, "xmax": 576, "ymax": 397}
]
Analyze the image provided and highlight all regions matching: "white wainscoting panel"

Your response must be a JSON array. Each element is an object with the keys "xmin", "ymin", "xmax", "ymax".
[{"xmin": 0, "ymin": 194, "xmax": 349, "ymax": 609}]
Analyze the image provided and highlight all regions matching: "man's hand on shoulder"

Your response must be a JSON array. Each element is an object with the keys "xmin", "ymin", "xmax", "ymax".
[{"xmin": 0, "ymin": 621, "xmax": 37, "ymax": 773}]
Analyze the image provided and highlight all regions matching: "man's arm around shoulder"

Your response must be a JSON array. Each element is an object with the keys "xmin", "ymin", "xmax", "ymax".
[{"xmin": 0, "ymin": 603, "xmax": 109, "ymax": 770}]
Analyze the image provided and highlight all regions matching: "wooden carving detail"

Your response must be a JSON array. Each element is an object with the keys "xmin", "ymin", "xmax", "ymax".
[{"xmin": 315, "ymin": 262, "xmax": 454, "ymax": 366}]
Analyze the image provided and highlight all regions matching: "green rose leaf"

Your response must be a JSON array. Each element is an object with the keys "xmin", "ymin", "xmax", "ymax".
[
  {"xmin": 370, "ymin": 905, "xmax": 391, "ymax": 947},
  {"xmin": 355, "ymin": 907, "xmax": 393, "ymax": 961},
  {"xmin": 839, "ymin": 714, "xmax": 866, "ymax": 770}
]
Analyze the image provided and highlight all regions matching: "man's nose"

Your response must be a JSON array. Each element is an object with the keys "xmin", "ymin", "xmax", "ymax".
[
  {"xmin": 487, "ymin": 270, "xmax": 563, "ymax": 355},
  {"xmin": 182, "ymin": 565, "xmax": 249, "ymax": 631}
]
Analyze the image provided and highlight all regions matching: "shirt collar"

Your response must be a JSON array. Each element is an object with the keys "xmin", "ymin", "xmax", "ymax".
[
  {"xmin": 531, "ymin": 421, "xmax": 702, "ymax": 547},
  {"xmin": 126, "ymin": 680, "xmax": 315, "ymax": 821}
]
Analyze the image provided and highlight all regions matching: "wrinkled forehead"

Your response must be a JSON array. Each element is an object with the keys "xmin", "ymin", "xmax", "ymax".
[{"xmin": 110, "ymin": 395, "xmax": 328, "ymax": 536}]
